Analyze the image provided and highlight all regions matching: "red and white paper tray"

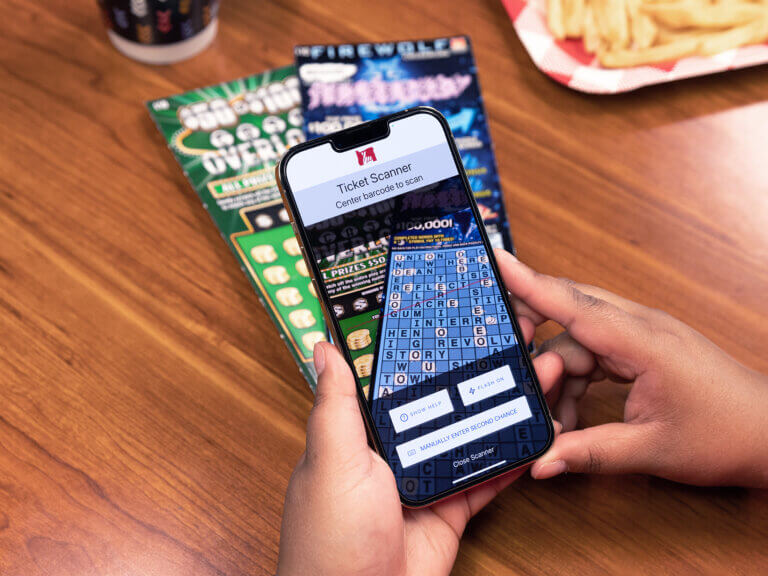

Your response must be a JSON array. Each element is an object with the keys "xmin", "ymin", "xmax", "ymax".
[{"xmin": 502, "ymin": 0, "xmax": 768, "ymax": 94}]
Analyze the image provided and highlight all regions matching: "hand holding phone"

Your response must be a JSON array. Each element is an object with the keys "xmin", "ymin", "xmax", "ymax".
[
  {"xmin": 494, "ymin": 250, "xmax": 768, "ymax": 488},
  {"xmin": 278, "ymin": 108, "xmax": 554, "ymax": 505},
  {"xmin": 278, "ymin": 317, "xmax": 565, "ymax": 576},
  {"xmin": 279, "ymin": 248, "xmax": 768, "ymax": 575}
]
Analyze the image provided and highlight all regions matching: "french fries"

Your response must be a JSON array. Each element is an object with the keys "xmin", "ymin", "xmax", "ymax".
[
  {"xmin": 544, "ymin": 0, "xmax": 768, "ymax": 68},
  {"xmin": 641, "ymin": 3, "xmax": 765, "ymax": 29},
  {"xmin": 548, "ymin": 0, "xmax": 567, "ymax": 39},
  {"xmin": 564, "ymin": 0, "xmax": 586, "ymax": 37}
]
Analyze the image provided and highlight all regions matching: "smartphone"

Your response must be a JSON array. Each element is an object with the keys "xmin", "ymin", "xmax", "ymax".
[{"xmin": 277, "ymin": 107, "xmax": 553, "ymax": 506}]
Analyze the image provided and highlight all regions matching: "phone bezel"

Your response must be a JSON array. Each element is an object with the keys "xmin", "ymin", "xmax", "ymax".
[{"xmin": 277, "ymin": 106, "xmax": 554, "ymax": 507}]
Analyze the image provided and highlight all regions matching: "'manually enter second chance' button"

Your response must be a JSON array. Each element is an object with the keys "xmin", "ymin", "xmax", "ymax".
[
  {"xmin": 395, "ymin": 396, "xmax": 532, "ymax": 468},
  {"xmin": 389, "ymin": 389, "xmax": 454, "ymax": 434}
]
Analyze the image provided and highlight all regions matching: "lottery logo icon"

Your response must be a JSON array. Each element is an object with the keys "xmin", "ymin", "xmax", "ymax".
[{"xmin": 356, "ymin": 146, "xmax": 377, "ymax": 165}]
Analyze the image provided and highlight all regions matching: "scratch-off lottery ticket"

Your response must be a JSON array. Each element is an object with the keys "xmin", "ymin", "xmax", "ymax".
[
  {"xmin": 294, "ymin": 36, "xmax": 515, "ymax": 253},
  {"xmin": 146, "ymin": 67, "xmax": 325, "ymax": 390}
]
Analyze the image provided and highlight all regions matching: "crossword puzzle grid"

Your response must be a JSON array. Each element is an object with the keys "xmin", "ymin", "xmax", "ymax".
[
  {"xmin": 370, "ymin": 241, "xmax": 551, "ymax": 499},
  {"xmin": 373, "ymin": 244, "xmax": 515, "ymax": 399}
]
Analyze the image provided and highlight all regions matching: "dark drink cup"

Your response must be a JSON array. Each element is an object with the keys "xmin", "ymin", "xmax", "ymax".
[{"xmin": 98, "ymin": 0, "xmax": 220, "ymax": 64}]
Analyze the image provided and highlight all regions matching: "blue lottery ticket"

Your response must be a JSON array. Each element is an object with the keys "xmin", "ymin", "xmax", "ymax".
[{"xmin": 294, "ymin": 36, "xmax": 514, "ymax": 253}]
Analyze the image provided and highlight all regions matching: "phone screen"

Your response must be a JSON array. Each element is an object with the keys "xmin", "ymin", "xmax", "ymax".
[{"xmin": 282, "ymin": 110, "xmax": 552, "ymax": 504}]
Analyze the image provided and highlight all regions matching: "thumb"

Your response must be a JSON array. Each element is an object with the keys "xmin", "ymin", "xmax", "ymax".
[
  {"xmin": 305, "ymin": 342, "xmax": 369, "ymax": 463},
  {"xmin": 530, "ymin": 422, "xmax": 658, "ymax": 478}
]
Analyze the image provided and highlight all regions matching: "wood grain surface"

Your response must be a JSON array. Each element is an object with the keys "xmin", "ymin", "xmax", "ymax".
[{"xmin": 1, "ymin": 1, "xmax": 767, "ymax": 574}]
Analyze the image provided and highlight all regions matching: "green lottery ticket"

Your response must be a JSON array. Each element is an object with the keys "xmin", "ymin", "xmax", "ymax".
[{"xmin": 146, "ymin": 66, "xmax": 324, "ymax": 390}]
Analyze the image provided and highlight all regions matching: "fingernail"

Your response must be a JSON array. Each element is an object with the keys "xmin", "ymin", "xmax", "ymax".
[
  {"xmin": 314, "ymin": 344, "xmax": 326, "ymax": 375},
  {"xmin": 554, "ymin": 421, "xmax": 563, "ymax": 435},
  {"xmin": 533, "ymin": 460, "xmax": 567, "ymax": 480}
]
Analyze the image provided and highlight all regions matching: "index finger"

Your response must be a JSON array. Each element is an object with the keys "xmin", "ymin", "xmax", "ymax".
[{"xmin": 494, "ymin": 250, "xmax": 650, "ymax": 365}]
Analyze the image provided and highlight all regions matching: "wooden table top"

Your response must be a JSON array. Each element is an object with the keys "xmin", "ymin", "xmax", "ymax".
[{"xmin": 2, "ymin": 1, "xmax": 767, "ymax": 574}]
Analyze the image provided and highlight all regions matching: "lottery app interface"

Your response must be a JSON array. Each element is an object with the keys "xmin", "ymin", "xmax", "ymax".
[{"xmin": 286, "ymin": 112, "xmax": 550, "ymax": 502}]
